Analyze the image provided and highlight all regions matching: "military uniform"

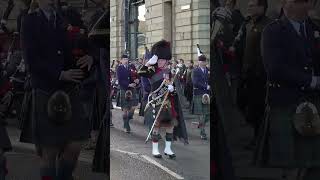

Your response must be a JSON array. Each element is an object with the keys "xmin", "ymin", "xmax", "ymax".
[
  {"xmin": 21, "ymin": 8, "xmax": 90, "ymax": 179},
  {"xmin": 117, "ymin": 57, "xmax": 139, "ymax": 132},
  {"xmin": 238, "ymin": 15, "xmax": 271, "ymax": 148},
  {"xmin": 255, "ymin": 16, "xmax": 320, "ymax": 179},
  {"xmin": 191, "ymin": 55, "xmax": 210, "ymax": 139},
  {"xmin": 138, "ymin": 40, "xmax": 188, "ymax": 159}
]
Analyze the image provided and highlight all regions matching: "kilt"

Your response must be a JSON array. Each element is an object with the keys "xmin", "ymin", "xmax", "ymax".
[
  {"xmin": 119, "ymin": 89, "xmax": 139, "ymax": 109},
  {"xmin": 144, "ymin": 101, "xmax": 178, "ymax": 129},
  {"xmin": 257, "ymin": 104, "xmax": 320, "ymax": 168},
  {"xmin": 0, "ymin": 125, "xmax": 11, "ymax": 152},
  {"xmin": 191, "ymin": 95, "xmax": 210, "ymax": 115},
  {"xmin": 19, "ymin": 90, "xmax": 33, "ymax": 143},
  {"xmin": 31, "ymin": 88, "xmax": 90, "ymax": 151}
]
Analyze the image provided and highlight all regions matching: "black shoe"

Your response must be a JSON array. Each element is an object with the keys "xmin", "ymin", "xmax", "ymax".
[
  {"xmin": 200, "ymin": 134, "xmax": 208, "ymax": 140},
  {"xmin": 153, "ymin": 154, "xmax": 162, "ymax": 158},
  {"xmin": 164, "ymin": 153, "xmax": 176, "ymax": 159},
  {"xmin": 125, "ymin": 128, "xmax": 131, "ymax": 133}
]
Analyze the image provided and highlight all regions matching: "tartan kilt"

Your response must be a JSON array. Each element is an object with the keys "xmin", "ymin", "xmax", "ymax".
[
  {"xmin": 119, "ymin": 89, "xmax": 139, "ymax": 109},
  {"xmin": 31, "ymin": 88, "xmax": 90, "ymax": 151},
  {"xmin": 144, "ymin": 102, "xmax": 178, "ymax": 129},
  {"xmin": 0, "ymin": 125, "xmax": 12, "ymax": 152},
  {"xmin": 258, "ymin": 104, "xmax": 320, "ymax": 168},
  {"xmin": 191, "ymin": 95, "xmax": 210, "ymax": 115}
]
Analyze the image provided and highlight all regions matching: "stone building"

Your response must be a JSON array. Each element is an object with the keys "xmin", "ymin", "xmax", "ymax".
[{"xmin": 110, "ymin": 0, "xmax": 211, "ymax": 63}]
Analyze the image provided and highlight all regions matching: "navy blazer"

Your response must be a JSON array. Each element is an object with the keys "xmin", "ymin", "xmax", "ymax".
[
  {"xmin": 116, "ymin": 64, "xmax": 131, "ymax": 90},
  {"xmin": 21, "ymin": 10, "xmax": 72, "ymax": 93},
  {"xmin": 262, "ymin": 17, "xmax": 320, "ymax": 106},
  {"xmin": 192, "ymin": 67, "xmax": 209, "ymax": 95}
]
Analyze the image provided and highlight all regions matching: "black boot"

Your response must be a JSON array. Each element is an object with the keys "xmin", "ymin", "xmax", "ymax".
[{"xmin": 200, "ymin": 129, "xmax": 207, "ymax": 140}]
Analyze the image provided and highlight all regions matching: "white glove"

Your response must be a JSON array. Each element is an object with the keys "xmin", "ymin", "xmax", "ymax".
[
  {"xmin": 146, "ymin": 55, "xmax": 158, "ymax": 66},
  {"xmin": 168, "ymin": 84, "xmax": 174, "ymax": 92},
  {"xmin": 207, "ymin": 85, "xmax": 210, "ymax": 90}
]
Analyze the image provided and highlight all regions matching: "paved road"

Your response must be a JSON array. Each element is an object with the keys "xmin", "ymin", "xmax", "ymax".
[{"xmin": 110, "ymin": 101, "xmax": 210, "ymax": 180}]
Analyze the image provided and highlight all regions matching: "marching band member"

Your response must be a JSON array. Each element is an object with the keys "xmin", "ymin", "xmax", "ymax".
[
  {"xmin": 191, "ymin": 47, "xmax": 210, "ymax": 140},
  {"xmin": 138, "ymin": 40, "xmax": 188, "ymax": 159},
  {"xmin": 117, "ymin": 54, "xmax": 139, "ymax": 133}
]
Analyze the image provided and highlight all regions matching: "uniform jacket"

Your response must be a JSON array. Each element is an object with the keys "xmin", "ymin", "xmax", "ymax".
[
  {"xmin": 262, "ymin": 16, "xmax": 320, "ymax": 106},
  {"xmin": 117, "ymin": 64, "xmax": 132, "ymax": 90},
  {"xmin": 21, "ymin": 9, "xmax": 72, "ymax": 93},
  {"xmin": 192, "ymin": 67, "xmax": 210, "ymax": 95}
]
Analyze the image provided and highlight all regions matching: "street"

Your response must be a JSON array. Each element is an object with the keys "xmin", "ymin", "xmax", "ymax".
[{"xmin": 110, "ymin": 100, "xmax": 210, "ymax": 180}]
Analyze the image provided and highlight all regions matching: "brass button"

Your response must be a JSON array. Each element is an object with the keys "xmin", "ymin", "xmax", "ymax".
[
  {"xmin": 57, "ymin": 50, "xmax": 62, "ymax": 55},
  {"xmin": 304, "ymin": 67, "xmax": 308, "ymax": 70}
]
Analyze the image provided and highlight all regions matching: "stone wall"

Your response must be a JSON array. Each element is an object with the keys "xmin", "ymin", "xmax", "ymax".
[
  {"xmin": 110, "ymin": 0, "xmax": 125, "ymax": 61},
  {"xmin": 110, "ymin": 0, "xmax": 211, "ymax": 63},
  {"xmin": 145, "ymin": 0, "xmax": 210, "ymax": 62}
]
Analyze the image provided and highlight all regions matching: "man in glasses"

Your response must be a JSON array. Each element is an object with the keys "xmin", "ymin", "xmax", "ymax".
[{"xmin": 258, "ymin": 0, "xmax": 320, "ymax": 179}]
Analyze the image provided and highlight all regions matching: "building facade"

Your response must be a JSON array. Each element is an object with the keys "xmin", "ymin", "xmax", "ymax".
[{"xmin": 110, "ymin": 0, "xmax": 211, "ymax": 63}]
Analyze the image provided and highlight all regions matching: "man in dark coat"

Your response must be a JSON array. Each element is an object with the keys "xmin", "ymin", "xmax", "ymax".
[
  {"xmin": 20, "ymin": 0, "xmax": 92, "ymax": 179},
  {"xmin": 192, "ymin": 54, "xmax": 210, "ymax": 140},
  {"xmin": 257, "ymin": 0, "xmax": 320, "ymax": 179},
  {"xmin": 237, "ymin": 0, "xmax": 271, "ymax": 150},
  {"xmin": 117, "ymin": 54, "xmax": 139, "ymax": 133}
]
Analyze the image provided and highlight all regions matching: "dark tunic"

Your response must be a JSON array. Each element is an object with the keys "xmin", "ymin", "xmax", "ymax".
[
  {"xmin": 191, "ymin": 67, "xmax": 210, "ymax": 115},
  {"xmin": 21, "ymin": 10, "xmax": 90, "ymax": 150},
  {"xmin": 255, "ymin": 17, "xmax": 320, "ymax": 168},
  {"xmin": 117, "ymin": 64, "xmax": 139, "ymax": 109}
]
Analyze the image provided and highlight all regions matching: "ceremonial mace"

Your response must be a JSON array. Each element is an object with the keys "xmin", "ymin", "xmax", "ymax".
[{"xmin": 145, "ymin": 68, "xmax": 180, "ymax": 143}]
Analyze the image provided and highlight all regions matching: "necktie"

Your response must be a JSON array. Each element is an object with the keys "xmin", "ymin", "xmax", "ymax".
[
  {"xmin": 48, "ymin": 11, "xmax": 55, "ymax": 28},
  {"xmin": 299, "ymin": 22, "xmax": 306, "ymax": 40}
]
